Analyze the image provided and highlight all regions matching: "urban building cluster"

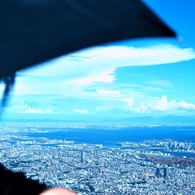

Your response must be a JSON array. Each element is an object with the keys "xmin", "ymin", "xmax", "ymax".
[
  {"xmin": 0, "ymin": 124, "xmax": 195, "ymax": 195},
  {"xmin": 118, "ymin": 139, "xmax": 195, "ymax": 153}
]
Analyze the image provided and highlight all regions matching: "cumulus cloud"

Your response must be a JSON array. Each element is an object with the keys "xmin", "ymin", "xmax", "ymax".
[
  {"xmin": 153, "ymin": 95, "xmax": 169, "ymax": 111},
  {"xmin": 152, "ymin": 96, "xmax": 195, "ymax": 111},
  {"xmin": 124, "ymin": 96, "xmax": 195, "ymax": 114},
  {"xmin": 7, "ymin": 101, "xmax": 58, "ymax": 114}
]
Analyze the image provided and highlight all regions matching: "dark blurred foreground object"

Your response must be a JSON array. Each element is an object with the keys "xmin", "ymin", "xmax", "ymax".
[
  {"xmin": 0, "ymin": 73, "xmax": 16, "ymax": 110},
  {"xmin": 0, "ymin": 0, "xmax": 175, "ymax": 79},
  {"xmin": 0, "ymin": 164, "xmax": 46, "ymax": 195},
  {"xmin": 0, "ymin": 0, "xmax": 175, "ymax": 108},
  {"xmin": 0, "ymin": 0, "xmax": 175, "ymax": 194}
]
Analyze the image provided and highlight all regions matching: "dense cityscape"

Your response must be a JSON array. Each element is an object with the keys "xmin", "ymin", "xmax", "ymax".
[{"xmin": 0, "ymin": 123, "xmax": 195, "ymax": 195}]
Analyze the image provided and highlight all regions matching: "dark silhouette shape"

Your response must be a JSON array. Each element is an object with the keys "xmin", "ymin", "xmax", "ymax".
[
  {"xmin": 0, "ymin": 0, "xmax": 175, "ymax": 109},
  {"xmin": 0, "ymin": 73, "xmax": 16, "ymax": 110},
  {"xmin": 0, "ymin": 0, "xmax": 175, "ymax": 194},
  {"xmin": 0, "ymin": 0, "xmax": 175, "ymax": 79},
  {"xmin": 0, "ymin": 164, "xmax": 46, "ymax": 195}
]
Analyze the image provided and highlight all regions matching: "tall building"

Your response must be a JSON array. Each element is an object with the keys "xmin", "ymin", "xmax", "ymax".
[
  {"xmin": 156, "ymin": 167, "xmax": 161, "ymax": 177},
  {"xmin": 99, "ymin": 168, "xmax": 103, "ymax": 174},
  {"xmin": 164, "ymin": 167, "xmax": 168, "ymax": 178},
  {"xmin": 81, "ymin": 151, "xmax": 85, "ymax": 163},
  {"xmin": 168, "ymin": 142, "xmax": 172, "ymax": 148}
]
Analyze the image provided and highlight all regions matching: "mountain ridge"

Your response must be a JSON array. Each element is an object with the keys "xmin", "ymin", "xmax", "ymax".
[{"xmin": 1, "ymin": 115, "xmax": 195, "ymax": 124}]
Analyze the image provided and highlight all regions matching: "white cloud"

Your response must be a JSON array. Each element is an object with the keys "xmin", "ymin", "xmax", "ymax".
[
  {"xmin": 22, "ymin": 108, "xmax": 44, "ymax": 114},
  {"xmin": 22, "ymin": 108, "xmax": 58, "ymax": 114},
  {"xmin": 152, "ymin": 96, "xmax": 195, "ymax": 111},
  {"xmin": 73, "ymin": 109, "xmax": 92, "ymax": 114},
  {"xmin": 45, "ymin": 109, "xmax": 54, "ymax": 113},
  {"xmin": 13, "ymin": 44, "xmax": 194, "ymax": 99},
  {"xmin": 94, "ymin": 106, "xmax": 112, "ymax": 111},
  {"xmin": 124, "ymin": 98, "xmax": 134, "ymax": 107},
  {"xmin": 6, "ymin": 101, "xmax": 58, "ymax": 114},
  {"xmin": 124, "ymin": 95, "xmax": 195, "ymax": 114},
  {"xmin": 7, "ymin": 43, "xmax": 195, "ymax": 118},
  {"xmin": 153, "ymin": 95, "xmax": 169, "ymax": 111},
  {"xmin": 147, "ymin": 79, "xmax": 173, "ymax": 88},
  {"xmin": 19, "ymin": 44, "xmax": 195, "ymax": 80},
  {"xmin": 64, "ymin": 68, "xmax": 115, "ymax": 86},
  {"xmin": 96, "ymin": 89, "xmax": 121, "ymax": 95},
  {"xmin": 13, "ymin": 43, "xmax": 195, "ymax": 98},
  {"xmin": 77, "ymin": 44, "xmax": 195, "ymax": 67}
]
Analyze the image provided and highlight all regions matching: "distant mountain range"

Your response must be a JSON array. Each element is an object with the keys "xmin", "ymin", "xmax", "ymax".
[
  {"xmin": 1, "ymin": 115, "xmax": 195, "ymax": 124},
  {"xmin": 103, "ymin": 115, "xmax": 195, "ymax": 124}
]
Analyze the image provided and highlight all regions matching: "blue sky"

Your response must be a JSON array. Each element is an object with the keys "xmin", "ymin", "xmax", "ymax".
[{"xmin": 1, "ymin": 0, "xmax": 195, "ymax": 121}]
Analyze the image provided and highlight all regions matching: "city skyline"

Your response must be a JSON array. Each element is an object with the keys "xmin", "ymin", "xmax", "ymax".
[{"xmin": 1, "ymin": 122, "xmax": 195, "ymax": 194}]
